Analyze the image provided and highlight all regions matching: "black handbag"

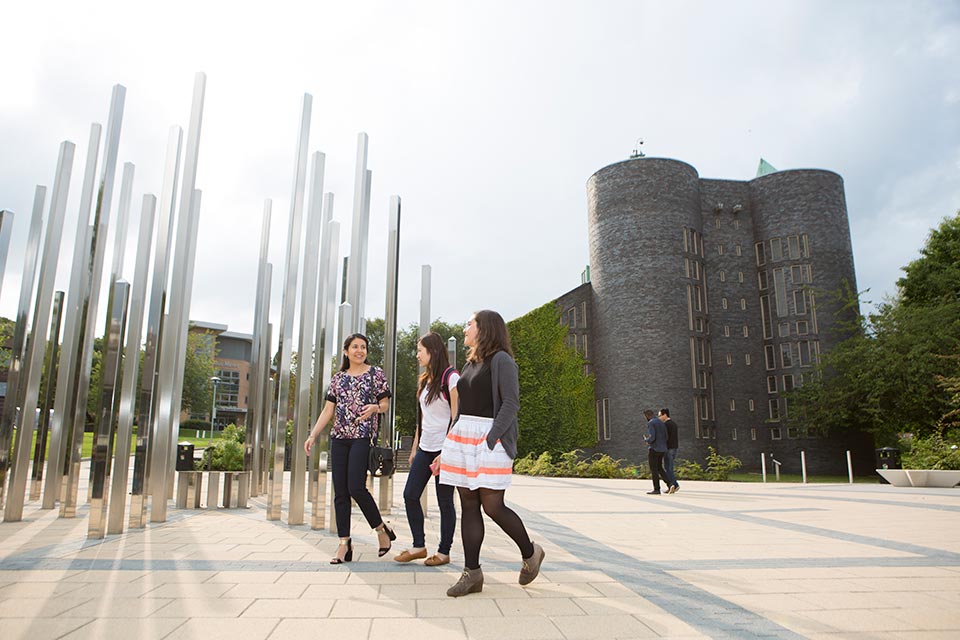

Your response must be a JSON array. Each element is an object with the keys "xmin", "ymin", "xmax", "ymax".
[{"xmin": 368, "ymin": 436, "xmax": 396, "ymax": 477}]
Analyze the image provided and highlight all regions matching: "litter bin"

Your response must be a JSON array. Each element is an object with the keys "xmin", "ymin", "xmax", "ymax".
[
  {"xmin": 176, "ymin": 442, "xmax": 195, "ymax": 471},
  {"xmin": 875, "ymin": 447, "xmax": 901, "ymax": 484}
]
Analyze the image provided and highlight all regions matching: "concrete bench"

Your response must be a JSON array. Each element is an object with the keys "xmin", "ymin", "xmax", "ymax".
[
  {"xmin": 876, "ymin": 469, "xmax": 960, "ymax": 488},
  {"xmin": 176, "ymin": 470, "xmax": 251, "ymax": 509}
]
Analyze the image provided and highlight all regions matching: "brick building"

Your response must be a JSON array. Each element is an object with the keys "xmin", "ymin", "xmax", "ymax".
[{"xmin": 549, "ymin": 157, "xmax": 873, "ymax": 474}]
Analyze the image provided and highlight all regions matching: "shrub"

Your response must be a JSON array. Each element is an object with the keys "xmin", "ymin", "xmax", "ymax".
[
  {"xmin": 513, "ymin": 450, "xmax": 641, "ymax": 479},
  {"xmin": 675, "ymin": 459, "xmax": 706, "ymax": 480},
  {"xmin": 197, "ymin": 423, "xmax": 245, "ymax": 471},
  {"xmin": 902, "ymin": 435, "xmax": 960, "ymax": 470},
  {"xmin": 182, "ymin": 418, "xmax": 211, "ymax": 432},
  {"xmin": 705, "ymin": 447, "xmax": 742, "ymax": 480}
]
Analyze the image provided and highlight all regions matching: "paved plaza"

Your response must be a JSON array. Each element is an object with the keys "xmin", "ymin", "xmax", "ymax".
[{"xmin": 1, "ymin": 472, "xmax": 958, "ymax": 639}]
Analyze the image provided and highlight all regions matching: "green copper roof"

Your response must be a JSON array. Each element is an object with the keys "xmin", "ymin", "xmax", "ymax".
[{"xmin": 756, "ymin": 158, "xmax": 778, "ymax": 177}]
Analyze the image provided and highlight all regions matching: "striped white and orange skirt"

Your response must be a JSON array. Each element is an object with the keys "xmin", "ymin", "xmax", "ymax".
[{"xmin": 439, "ymin": 415, "xmax": 513, "ymax": 490}]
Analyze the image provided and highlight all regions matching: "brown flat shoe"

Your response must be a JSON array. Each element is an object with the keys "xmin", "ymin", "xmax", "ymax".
[
  {"xmin": 393, "ymin": 548, "xmax": 427, "ymax": 563},
  {"xmin": 424, "ymin": 553, "xmax": 450, "ymax": 566}
]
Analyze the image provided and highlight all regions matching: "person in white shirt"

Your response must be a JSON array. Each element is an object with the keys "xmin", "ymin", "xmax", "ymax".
[{"xmin": 394, "ymin": 331, "xmax": 459, "ymax": 566}]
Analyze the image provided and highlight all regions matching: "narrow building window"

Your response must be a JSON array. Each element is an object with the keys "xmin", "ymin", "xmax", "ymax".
[
  {"xmin": 745, "ymin": 353, "xmax": 751, "ymax": 366},
  {"xmin": 748, "ymin": 399, "xmax": 755, "ymax": 412},
  {"xmin": 755, "ymin": 242, "xmax": 766, "ymax": 266},
  {"xmin": 729, "ymin": 399, "xmax": 736, "ymax": 411},
  {"xmin": 770, "ymin": 238, "xmax": 783, "ymax": 261},
  {"xmin": 726, "ymin": 353, "xmax": 733, "ymax": 365},
  {"xmin": 738, "ymin": 271, "xmax": 744, "ymax": 283}
]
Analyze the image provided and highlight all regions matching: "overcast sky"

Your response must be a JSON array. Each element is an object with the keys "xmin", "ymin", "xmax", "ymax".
[{"xmin": 2, "ymin": 1, "xmax": 958, "ymax": 350}]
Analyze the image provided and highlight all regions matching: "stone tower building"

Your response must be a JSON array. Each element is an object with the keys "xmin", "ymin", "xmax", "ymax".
[{"xmin": 552, "ymin": 157, "xmax": 873, "ymax": 474}]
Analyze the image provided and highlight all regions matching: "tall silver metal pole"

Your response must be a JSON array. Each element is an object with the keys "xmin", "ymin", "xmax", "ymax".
[
  {"xmin": 357, "ymin": 168, "xmax": 372, "ymax": 328},
  {"xmin": 108, "ymin": 195, "xmax": 156, "ymax": 534},
  {"xmin": 0, "ymin": 210, "xmax": 14, "ymax": 300},
  {"xmin": 259, "ymin": 318, "xmax": 273, "ymax": 495},
  {"xmin": 345, "ymin": 133, "xmax": 368, "ymax": 334},
  {"xmin": 30, "ymin": 291, "xmax": 65, "ymax": 500},
  {"xmin": 88, "ymin": 280, "xmax": 130, "ymax": 538},
  {"xmin": 0, "ymin": 186, "xmax": 46, "ymax": 512},
  {"xmin": 3, "ymin": 143, "xmax": 75, "ymax": 520},
  {"xmin": 417, "ymin": 264, "xmax": 432, "ymax": 518},
  {"xmin": 267, "ymin": 93, "xmax": 312, "ymax": 522},
  {"xmin": 43, "ymin": 124, "xmax": 100, "ymax": 510},
  {"xmin": 447, "ymin": 337, "xmax": 457, "ymax": 369},
  {"xmin": 329, "ymin": 301, "xmax": 353, "ymax": 531},
  {"xmin": 311, "ymin": 195, "xmax": 335, "ymax": 424},
  {"xmin": 129, "ymin": 126, "xmax": 182, "ymax": 528},
  {"xmin": 62, "ymin": 84, "xmax": 126, "ymax": 518},
  {"xmin": 150, "ymin": 73, "xmax": 206, "ymax": 523},
  {"xmin": 311, "ymin": 218, "xmax": 339, "ymax": 530},
  {"xmin": 248, "ymin": 200, "xmax": 272, "ymax": 496},
  {"xmin": 379, "ymin": 196, "xmax": 401, "ymax": 513},
  {"xmin": 290, "ymin": 151, "xmax": 324, "ymax": 526}
]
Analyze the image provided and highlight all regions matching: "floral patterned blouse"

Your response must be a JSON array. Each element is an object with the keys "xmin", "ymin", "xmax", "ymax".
[{"xmin": 325, "ymin": 366, "xmax": 392, "ymax": 439}]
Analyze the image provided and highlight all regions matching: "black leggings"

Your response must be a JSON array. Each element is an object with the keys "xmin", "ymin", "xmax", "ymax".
[{"xmin": 457, "ymin": 486, "xmax": 534, "ymax": 570}]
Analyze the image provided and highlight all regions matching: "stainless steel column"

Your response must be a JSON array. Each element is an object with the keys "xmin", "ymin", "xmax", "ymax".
[
  {"xmin": 151, "ymin": 73, "xmax": 207, "ymax": 523},
  {"xmin": 379, "ymin": 196, "xmax": 401, "ymax": 513},
  {"xmin": 62, "ymin": 84, "xmax": 126, "ymax": 518},
  {"xmin": 447, "ymin": 337, "xmax": 457, "ymax": 369},
  {"xmin": 4, "ymin": 143, "xmax": 75, "ymax": 521},
  {"xmin": 289, "ymin": 151, "xmax": 324, "ymax": 526},
  {"xmin": 130, "ymin": 126, "xmax": 182, "ymax": 528},
  {"xmin": 268, "ymin": 93, "xmax": 311, "ymax": 522},
  {"xmin": 108, "ymin": 195, "xmax": 156, "ymax": 534},
  {"xmin": 310, "ymin": 216, "xmax": 338, "ymax": 530},
  {"xmin": 0, "ymin": 186, "xmax": 45, "ymax": 512},
  {"xmin": 247, "ymin": 201, "xmax": 271, "ymax": 496},
  {"xmin": 43, "ymin": 125, "xmax": 100, "ymax": 510},
  {"xmin": 345, "ymin": 134, "xmax": 369, "ymax": 334},
  {"xmin": 417, "ymin": 264, "xmax": 431, "ymax": 517},
  {"xmin": 30, "ymin": 291, "xmax": 64, "ymax": 501},
  {"xmin": 0, "ymin": 210, "xmax": 14, "ymax": 299},
  {"xmin": 356, "ymin": 169, "xmax": 372, "ymax": 328},
  {"xmin": 88, "ymin": 280, "xmax": 130, "ymax": 538}
]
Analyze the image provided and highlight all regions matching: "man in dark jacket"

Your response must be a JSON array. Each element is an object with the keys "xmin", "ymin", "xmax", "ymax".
[
  {"xmin": 659, "ymin": 408, "xmax": 680, "ymax": 494},
  {"xmin": 643, "ymin": 409, "xmax": 668, "ymax": 495}
]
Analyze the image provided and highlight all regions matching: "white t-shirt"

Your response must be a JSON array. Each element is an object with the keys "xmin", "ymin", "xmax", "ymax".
[{"xmin": 418, "ymin": 371, "xmax": 460, "ymax": 452}]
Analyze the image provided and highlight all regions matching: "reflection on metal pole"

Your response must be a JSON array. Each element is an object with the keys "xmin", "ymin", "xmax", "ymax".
[
  {"xmin": 0, "ymin": 185, "xmax": 46, "ymax": 512},
  {"xmin": 417, "ymin": 264, "xmax": 432, "ymax": 518},
  {"xmin": 379, "ymin": 196, "xmax": 401, "ymax": 514},
  {"xmin": 31, "ymin": 292, "xmax": 64, "ymax": 501},
  {"xmin": 108, "ymin": 195, "xmax": 156, "ymax": 534},
  {"xmin": 248, "ymin": 201, "xmax": 271, "ymax": 496},
  {"xmin": 0, "ymin": 210, "xmax": 14, "ymax": 300},
  {"xmin": 130, "ymin": 126, "xmax": 182, "ymax": 528},
  {"xmin": 88, "ymin": 280, "xmax": 130, "ymax": 538}
]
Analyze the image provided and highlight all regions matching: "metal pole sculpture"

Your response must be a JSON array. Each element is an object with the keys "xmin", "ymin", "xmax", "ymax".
[
  {"xmin": 206, "ymin": 375, "xmax": 220, "ymax": 508},
  {"xmin": 62, "ymin": 84, "xmax": 126, "ymax": 518},
  {"xmin": 30, "ymin": 291, "xmax": 65, "ymax": 501},
  {"xmin": 447, "ymin": 337, "xmax": 457, "ymax": 369},
  {"xmin": 290, "ymin": 152, "xmax": 324, "ymax": 526},
  {"xmin": 345, "ymin": 133, "xmax": 369, "ymax": 334},
  {"xmin": 4, "ymin": 143, "xmax": 76, "ymax": 521},
  {"xmin": 267, "ymin": 93, "xmax": 312, "ymax": 522},
  {"xmin": 150, "ymin": 72, "xmax": 206, "ymax": 523},
  {"xmin": 417, "ymin": 264, "xmax": 432, "ymax": 518},
  {"xmin": 0, "ymin": 210, "xmax": 14, "ymax": 299},
  {"xmin": 329, "ymin": 301, "xmax": 353, "ymax": 531},
  {"xmin": 108, "ymin": 194, "xmax": 156, "ymax": 534},
  {"xmin": 87, "ymin": 161, "xmax": 134, "ymax": 495},
  {"xmin": 379, "ymin": 196, "xmax": 401, "ymax": 513},
  {"xmin": 259, "ymin": 318, "xmax": 273, "ymax": 494},
  {"xmin": 0, "ymin": 186, "xmax": 46, "ymax": 512},
  {"xmin": 310, "ymin": 216, "xmax": 338, "ymax": 530},
  {"xmin": 247, "ymin": 201, "xmax": 272, "ymax": 496},
  {"xmin": 357, "ymin": 168, "xmax": 372, "ymax": 329},
  {"xmin": 88, "ymin": 280, "xmax": 130, "ymax": 538},
  {"xmin": 130, "ymin": 126, "xmax": 182, "ymax": 528},
  {"xmin": 311, "ymin": 195, "xmax": 335, "ymax": 422},
  {"xmin": 43, "ymin": 125, "xmax": 100, "ymax": 510}
]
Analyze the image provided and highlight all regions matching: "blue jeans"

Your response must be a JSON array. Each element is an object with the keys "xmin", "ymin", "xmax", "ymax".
[
  {"xmin": 662, "ymin": 448, "xmax": 679, "ymax": 488},
  {"xmin": 403, "ymin": 448, "xmax": 456, "ymax": 555}
]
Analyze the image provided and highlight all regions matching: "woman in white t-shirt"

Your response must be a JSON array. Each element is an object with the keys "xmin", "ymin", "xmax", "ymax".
[{"xmin": 393, "ymin": 332, "xmax": 459, "ymax": 566}]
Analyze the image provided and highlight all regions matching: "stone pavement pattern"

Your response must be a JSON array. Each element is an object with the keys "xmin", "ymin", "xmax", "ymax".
[{"xmin": 1, "ymin": 473, "xmax": 959, "ymax": 639}]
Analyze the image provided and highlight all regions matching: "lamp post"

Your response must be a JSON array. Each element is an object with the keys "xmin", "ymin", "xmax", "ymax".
[{"xmin": 208, "ymin": 376, "xmax": 221, "ymax": 472}]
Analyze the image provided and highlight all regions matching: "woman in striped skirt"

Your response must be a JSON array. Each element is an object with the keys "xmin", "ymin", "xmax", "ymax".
[{"xmin": 439, "ymin": 310, "xmax": 545, "ymax": 597}]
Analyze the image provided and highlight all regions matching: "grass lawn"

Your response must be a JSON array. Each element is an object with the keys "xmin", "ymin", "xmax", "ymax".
[
  {"xmin": 727, "ymin": 472, "xmax": 880, "ymax": 484},
  {"xmin": 27, "ymin": 427, "xmax": 227, "ymax": 459}
]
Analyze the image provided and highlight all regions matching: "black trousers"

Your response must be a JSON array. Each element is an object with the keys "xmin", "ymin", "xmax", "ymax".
[
  {"xmin": 330, "ymin": 438, "xmax": 384, "ymax": 537},
  {"xmin": 648, "ymin": 449, "xmax": 665, "ymax": 493}
]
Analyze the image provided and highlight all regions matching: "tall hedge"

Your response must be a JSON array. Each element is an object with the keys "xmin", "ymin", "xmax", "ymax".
[{"xmin": 508, "ymin": 303, "xmax": 596, "ymax": 457}]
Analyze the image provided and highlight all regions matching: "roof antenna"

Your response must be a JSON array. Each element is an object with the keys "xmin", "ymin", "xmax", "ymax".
[{"xmin": 630, "ymin": 138, "xmax": 645, "ymax": 159}]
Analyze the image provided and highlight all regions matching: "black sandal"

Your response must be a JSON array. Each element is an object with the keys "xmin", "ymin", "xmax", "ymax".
[
  {"xmin": 330, "ymin": 538, "xmax": 353, "ymax": 564},
  {"xmin": 377, "ymin": 525, "xmax": 396, "ymax": 557}
]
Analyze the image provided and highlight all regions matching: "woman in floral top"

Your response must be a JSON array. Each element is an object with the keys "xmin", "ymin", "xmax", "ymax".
[{"xmin": 305, "ymin": 333, "xmax": 395, "ymax": 564}]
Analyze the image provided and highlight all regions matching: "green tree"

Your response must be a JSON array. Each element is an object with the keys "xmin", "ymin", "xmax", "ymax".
[
  {"xmin": 788, "ymin": 213, "xmax": 960, "ymax": 444},
  {"xmin": 181, "ymin": 331, "xmax": 217, "ymax": 414},
  {"xmin": 508, "ymin": 303, "xmax": 596, "ymax": 457}
]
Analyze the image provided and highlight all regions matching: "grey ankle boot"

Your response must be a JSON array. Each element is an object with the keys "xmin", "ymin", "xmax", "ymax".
[
  {"xmin": 446, "ymin": 567, "xmax": 483, "ymax": 597},
  {"xmin": 519, "ymin": 542, "xmax": 545, "ymax": 585}
]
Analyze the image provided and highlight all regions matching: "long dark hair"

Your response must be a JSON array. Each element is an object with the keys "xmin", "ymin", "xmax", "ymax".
[
  {"xmin": 467, "ymin": 310, "xmax": 513, "ymax": 363},
  {"xmin": 417, "ymin": 332, "xmax": 451, "ymax": 404},
  {"xmin": 339, "ymin": 333, "xmax": 369, "ymax": 371}
]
